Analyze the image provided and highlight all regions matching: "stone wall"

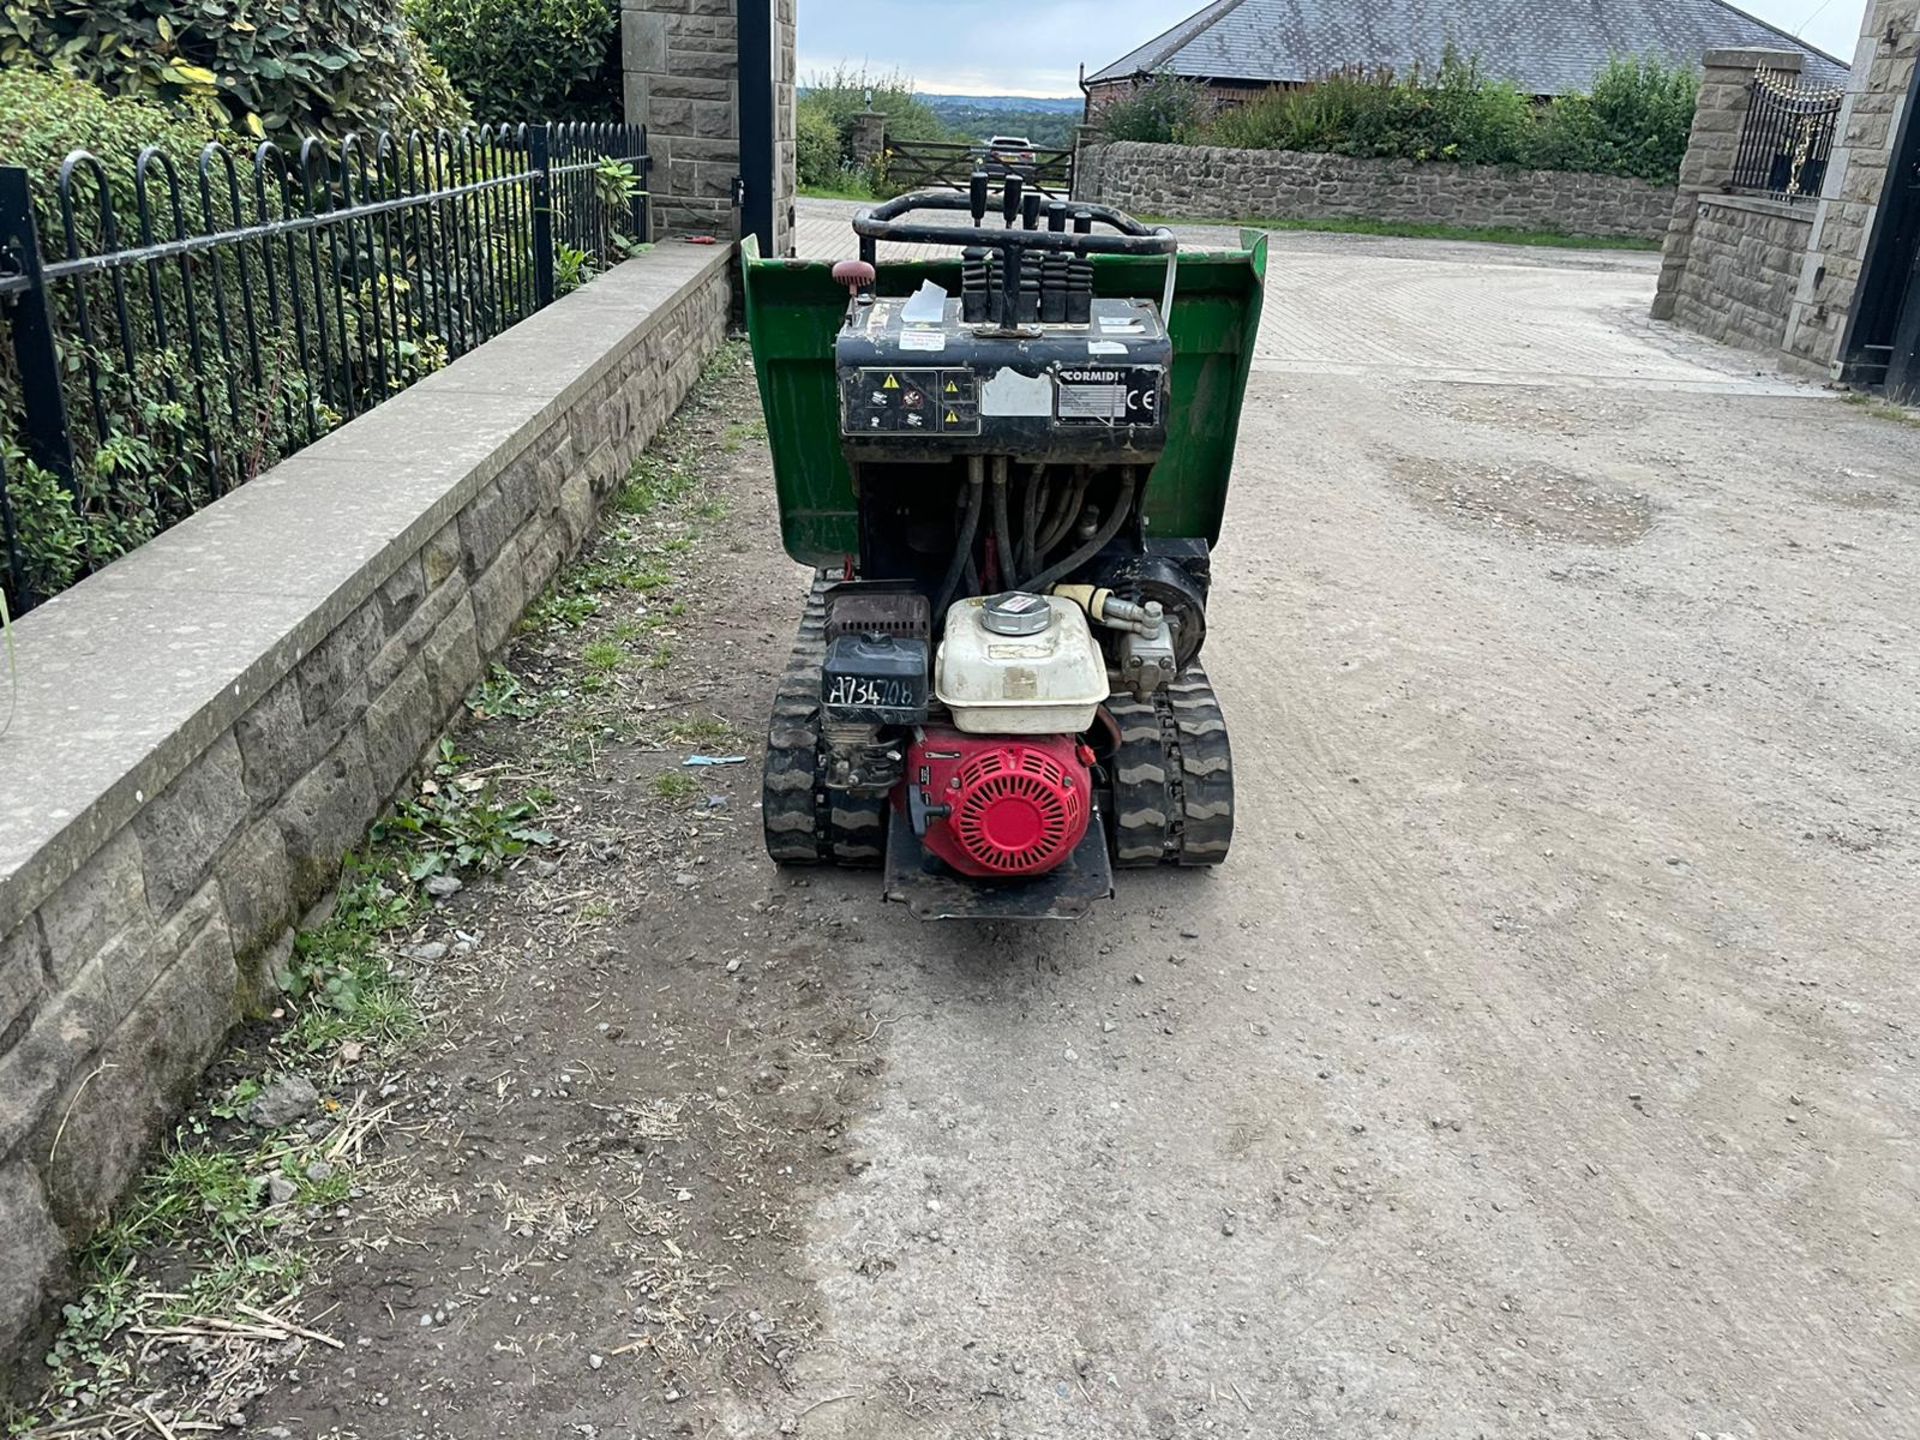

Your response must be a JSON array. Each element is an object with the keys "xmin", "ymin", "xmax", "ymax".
[
  {"xmin": 1653, "ymin": 49, "xmax": 1807, "ymax": 322},
  {"xmin": 1671, "ymin": 194, "xmax": 1817, "ymax": 350},
  {"xmin": 0, "ymin": 244, "xmax": 731, "ymax": 1376},
  {"xmin": 1797, "ymin": 0, "xmax": 1919, "ymax": 375},
  {"xmin": 1656, "ymin": 13, "xmax": 1920, "ymax": 380},
  {"xmin": 622, "ymin": 0, "xmax": 798, "ymax": 255},
  {"xmin": 1074, "ymin": 141, "xmax": 1676, "ymax": 241}
]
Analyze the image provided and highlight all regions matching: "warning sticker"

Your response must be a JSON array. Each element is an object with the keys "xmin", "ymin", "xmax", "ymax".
[{"xmin": 1056, "ymin": 366, "xmax": 1162, "ymax": 425}]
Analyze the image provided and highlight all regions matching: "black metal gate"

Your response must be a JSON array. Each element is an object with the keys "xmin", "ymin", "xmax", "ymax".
[
  {"xmin": 1846, "ymin": 62, "xmax": 1920, "ymax": 399},
  {"xmin": 886, "ymin": 139, "xmax": 1075, "ymax": 198}
]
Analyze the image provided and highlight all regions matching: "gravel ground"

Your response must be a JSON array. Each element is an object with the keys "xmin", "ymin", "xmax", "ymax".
[{"xmin": 223, "ymin": 232, "xmax": 1920, "ymax": 1440}]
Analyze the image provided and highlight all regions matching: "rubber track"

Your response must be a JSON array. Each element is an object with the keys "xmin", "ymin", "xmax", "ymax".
[
  {"xmin": 1108, "ymin": 660, "xmax": 1234, "ymax": 868},
  {"xmin": 761, "ymin": 572, "xmax": 890, "ymax": 869}
]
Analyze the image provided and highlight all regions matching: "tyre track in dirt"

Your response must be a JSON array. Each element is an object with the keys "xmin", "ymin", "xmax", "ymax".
[{"xmin": 223, "ymin": 244, "xmax": 1920, "ymax": 1440}]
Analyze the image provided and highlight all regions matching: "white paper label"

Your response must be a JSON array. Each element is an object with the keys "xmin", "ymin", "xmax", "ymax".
[{"xmin": 980, "ymin": 368, "xmax": 1054, "ymax": 417}]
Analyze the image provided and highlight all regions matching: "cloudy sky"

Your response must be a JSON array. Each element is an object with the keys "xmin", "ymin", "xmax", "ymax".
[{"xmin": 796, "ymin": 0, "xmax": 1871, "ymax": 97}]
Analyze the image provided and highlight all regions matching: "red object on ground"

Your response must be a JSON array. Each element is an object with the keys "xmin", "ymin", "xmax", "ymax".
[{"xmin": 905, "ymin": 729, "xmax": 1091, "ymax": 878}]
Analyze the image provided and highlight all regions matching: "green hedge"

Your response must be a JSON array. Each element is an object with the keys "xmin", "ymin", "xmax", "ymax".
[
  {"xmin": 1099, "ymin": 55, "xmax": 1699, "ymax": 186},
  {"xmin": 796, "ymin": 66, "xmax": 949, "ymax": 194},
  {"xmin": 0, "ymin": 68, "xmax": 627, "ymax": 607},
  {"xmin": 0, "ymin": 0, "xmax": 466, "ymax": 142},
  {"xmin": 406, "ymin": 0, "xmax": 619, "ymax": 123},
  {"xmin": 0, "ymin": 71, "xmax": 315, "ymax": 599}
]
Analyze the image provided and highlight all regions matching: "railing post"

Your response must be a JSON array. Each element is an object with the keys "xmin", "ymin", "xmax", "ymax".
[
  {"xmin": 0, "ymin": 445, "xmax": 33, "ymax": 615},
  {"xmin": 529, "ymin": 124, "xmax": 555, "ymax": 309},
  {"xmin": 634, "ymin": 128, "xmax": 652, "ymax": 246},
  {"xmin": 0, "ymin": 165, "xmax": 78, "ymax": 494}
]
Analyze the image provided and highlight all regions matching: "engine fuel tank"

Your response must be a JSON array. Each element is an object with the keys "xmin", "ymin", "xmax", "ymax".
[{"xmin": 934, "ymin": 593, "xmax": 1107, "ymax": 735}]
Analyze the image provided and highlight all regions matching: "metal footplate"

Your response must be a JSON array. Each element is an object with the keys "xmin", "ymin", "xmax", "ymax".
[
  {"xmin": 1106, "ymin": 660, "xmax": 1234, "ymax": 868},
  {"xmin": 883, "ymin": 809, "xmax": 1114, "ymax": 921}
]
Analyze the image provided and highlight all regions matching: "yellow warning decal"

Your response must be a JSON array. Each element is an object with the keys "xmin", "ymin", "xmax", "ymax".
[
  {"xmin": 946, "ymin": 411, "xmax": 960, "ymax": 425},
  {"xmin": 945, "ymin": 380, "xmax": 959, "ymax": 394},
  {"xmin": 883, "ymin": 374, "xmax": 900, "ymax": 390}
]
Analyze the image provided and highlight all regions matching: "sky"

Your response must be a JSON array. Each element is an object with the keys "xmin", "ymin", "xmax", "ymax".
[{"xmin": 796, "ymin": 0, "xmax": 1872, "ymax": 97}]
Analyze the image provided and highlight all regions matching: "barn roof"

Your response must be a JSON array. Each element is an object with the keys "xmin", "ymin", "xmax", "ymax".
[{"xmin": 1085, "ymin": 0, "xmax": 1849, "ymax": 96}]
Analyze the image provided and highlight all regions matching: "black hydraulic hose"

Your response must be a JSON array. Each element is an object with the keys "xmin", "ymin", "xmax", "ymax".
[
  {"xmin": 1017, "ymin": 464, "xmax": 1046, "ymax": 582},
  {"xmin": 1036, "ymin": 465, "xmax": 1090, "ymax": 559},
  {"xmin": 1023, "ymin": 468, "xmax": 1139, "ymax": 596},
  {"xmin": 933, "ymin": 457, "xmax": 987, "ymax": 619},
  {"xmin": 990, "ymin": 455, "xmax": 1014, "ymax": 593}
]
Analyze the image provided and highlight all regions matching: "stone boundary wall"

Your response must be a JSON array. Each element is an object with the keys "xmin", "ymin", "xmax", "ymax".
[
  {"xmin": 1075, "ymin": 141, "xmax": 1676, "ymax": 241},
  {"xmin": 0, "ymin": 243, "xmax": 731, "ymax": 1373},
  {"xmin": 1671, "ymin": 195, "xmax": 1817, "ymax": 354}
]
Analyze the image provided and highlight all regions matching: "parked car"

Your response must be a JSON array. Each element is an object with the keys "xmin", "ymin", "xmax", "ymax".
[{"xmin": 982, "ymin": 135, "xmax": 1038, "ymax": 175}]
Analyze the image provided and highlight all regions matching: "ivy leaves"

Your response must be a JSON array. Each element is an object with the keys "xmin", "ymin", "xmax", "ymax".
[{"xmin": 0, "ymin": 0, "xmax": 453, "ymax": 141}]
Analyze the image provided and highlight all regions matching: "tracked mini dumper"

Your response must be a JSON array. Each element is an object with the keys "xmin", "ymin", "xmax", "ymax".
[{"xmin": 742, "ymin": 178, "xmax": 1267, "ymax": 919}]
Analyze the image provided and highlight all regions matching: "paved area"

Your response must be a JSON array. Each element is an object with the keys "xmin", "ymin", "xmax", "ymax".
[
  {"xmin": 243, "ymin": 222, "xmax": 1920, "ymax": 1440},
  {"xmin": 794, "ymin": 194, "xmax": 1241, "ymax": 263},
  {"xmin": 795, "ymin": 196, "xmax": 1811, "ymax": 396}
]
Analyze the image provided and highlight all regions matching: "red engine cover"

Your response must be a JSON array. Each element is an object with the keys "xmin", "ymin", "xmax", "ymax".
[{"xmin": 904, "ymin": 729, "xmax": 1093, "ymax": 878}]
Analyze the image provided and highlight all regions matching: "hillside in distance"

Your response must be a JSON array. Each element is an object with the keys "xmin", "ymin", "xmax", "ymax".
[{"xmin": 920, "ymin": 93, "xmax": 1083, "ymax": 148}]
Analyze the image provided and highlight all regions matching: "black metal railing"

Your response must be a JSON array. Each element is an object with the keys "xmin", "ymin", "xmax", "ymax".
[
  {"xmin": 0, "ymin": 121, "xmax": 648, "ymax": 615},
  {"xmin": 1731, "ymin": 69, "xmax": 1843, "ymax": 200}
]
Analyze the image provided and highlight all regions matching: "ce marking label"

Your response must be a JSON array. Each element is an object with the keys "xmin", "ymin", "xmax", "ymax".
[{"xmin": 1056, "ymin": 366, "xmax": 1164, "ymax": 425}]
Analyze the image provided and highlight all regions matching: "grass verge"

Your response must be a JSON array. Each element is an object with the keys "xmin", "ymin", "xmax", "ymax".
[
  {"xmin": 798, "ymin": 183, "xmax": 882, "ymax": 203},
  {"xmin": 1843, "ymin": 391, "xmax": 1920, "ymax": 427},
  {"xmin": 1141, "ymin": 212, "xmax": 1662, "ymax": 252}
]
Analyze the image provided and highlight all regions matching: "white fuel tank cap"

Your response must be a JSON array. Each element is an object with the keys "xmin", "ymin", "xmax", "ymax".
[{"xmin": 980, "ymin": 592, "xmax": 1053, "ymax": 637}]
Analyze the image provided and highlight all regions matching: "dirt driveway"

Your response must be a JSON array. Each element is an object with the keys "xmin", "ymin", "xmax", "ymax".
[{"xmin": 237, "ymin": 230, "xmax": 1920, "ymax": 1440}]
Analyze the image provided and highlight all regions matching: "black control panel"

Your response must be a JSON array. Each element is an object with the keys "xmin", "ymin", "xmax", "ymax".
[{"xmin": 836, "ymin": 296, "xmax": 1172, "ymax": 460}]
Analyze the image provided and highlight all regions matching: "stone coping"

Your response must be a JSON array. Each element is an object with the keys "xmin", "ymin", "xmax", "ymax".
[
  {"xmin": 1703, "ymin": 191, "xmax": 1821, "ymax": 222},
  {"xmin": 0, "ymin": 243, "xmax": 731, "ymax": 944}
]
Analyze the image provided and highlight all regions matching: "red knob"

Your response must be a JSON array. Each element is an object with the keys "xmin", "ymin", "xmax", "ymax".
[{"xmin": 832, "ymin": 259, "xmax": 876, "ymax": 297}]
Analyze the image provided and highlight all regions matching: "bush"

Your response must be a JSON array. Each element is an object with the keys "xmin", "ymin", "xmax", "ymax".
[
  {"xmin": 0, "ymin": 69, "xmax": 580, "ymax": 605},
  {"xmin": 1097, "ymin": 75, "xmax": 1212, "ymax": 144},
  {"xmin": 1204, "ymin": 55, "xmax": 1533, "ymax": 163},
  {"xmin": 0, "ymin": 0, "xmax": 459, "ymax": 141},
  {"xmin": 798, "ymin": 105, "xmax": 845, "ymax": 190},
  {"xmin": 1529, "ymin": 58, "xmax": 1700, "ymax": 183},
  {"xmin": 1163, "ymin": 51, "xmax": 1697, "ymax": 186},
  {"xmin": 396, "ymin": 29, "xmax": 475, "ymax": 134},
  {"xmin": 407, "ymin": 0, "xmax": 620, "ymax": 123},
  {"xmin": 0, "ymin": 71, "xmax": 318, "ymax": 598},
  {"xmin": 796, "ymin": 65, "xmax": 950, "ymax": 193}
]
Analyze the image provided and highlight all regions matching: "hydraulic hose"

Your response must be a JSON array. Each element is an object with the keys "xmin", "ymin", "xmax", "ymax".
[
  {"xmin": 933, "ymin": 457, "xmax": 987, "ymax": 620},
  {"xmin": 1035, "ymin": 465, "xmax": 1090, "ymax": 562},
  {"xmin": 990, "ymin": 456, "xmax": 1014, "ymax": 594},
  {"xmin": 1022, "ymin": 468, "xmax": 1139, "ymax": 596},
  {"xmin": 1018, "ymin": 465, "xmax": 1045, "ymax": 581}
]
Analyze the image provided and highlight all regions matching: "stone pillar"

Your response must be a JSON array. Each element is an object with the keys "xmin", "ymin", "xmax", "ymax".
[
  {"xmin": 773, "ymin": 0, "xmax": 797, "ymax": 256},
  {"xmin": 851, "ymin": 110, "xmax": 887, "ymax": 169},
  {"xmin": 1789, "ymin": 0, "xmax": 1920, "ymax": 373},
  {"xmin": 1653, "ymin": 49, "xmax": 1804, "ymax": 320},
  {"xmin": 621, "ymin": 0, "xmax": 797, "ymax": 251}
]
